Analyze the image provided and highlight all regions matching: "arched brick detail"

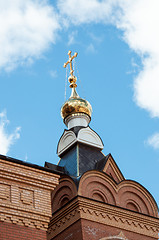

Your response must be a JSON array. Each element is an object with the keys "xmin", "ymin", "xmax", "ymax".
[
  {"xmin": 118, "ymin": 181, "xmax": 158, "ymax": 217},
  {"xmin": 78, "ymin": 171, "xmax": 116, "ymax": 205},
  {"xmin": 126, "ymin": 201, "xmax": 140, "ymax": 212},
  {"xmin": 51, "ymin": 170, "xmax": 158, "ymax": 218},
  {"xmin": 120, "ymin": 191, "xmax": 144, "ymax": 213},
  {"xmin": 92, "ymin": 191, "xmax": 106, "ymax": 202},
  {"xmin": 78, "ymin": 171, "xmax": 158, "ymax": 218},
  {"xmin": 51, "ymin": 176, "xmax": 77, "ymax": 213}
]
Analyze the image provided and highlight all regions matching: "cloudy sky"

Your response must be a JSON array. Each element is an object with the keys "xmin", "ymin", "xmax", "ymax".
[{"xmin": 0, "ymin": 0, "xmax": 159, "ymax": 206}]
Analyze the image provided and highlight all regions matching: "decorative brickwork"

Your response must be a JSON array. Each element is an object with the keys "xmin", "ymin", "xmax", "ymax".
[
  {"xmin": 20, "ymin": 188, "xmax": 34, "ymax": 205},
  {"xmin": 48, "ymin": 196, "xmax": 159, "ymax": 240},
  {"xmin": 1, "ymin": 148, "xmax": 159, "ymax": 239},
  {"xmin": 51, "ymin": 176, "xmax": 77, "ymax": 213},
  {"xmin": 50, "ymin": 158, "xmax": 159, "ymax": 240},
  {"xmin": 52, "ymin": 170, "xmax": 158, "ymax": 218},
  {"xmin": 0, "ymin": 183, "xmax": 10, "ymax": 202},
  {"xmin": 0, "ymin": 157, "xmax": 60, "ymax": 238},
  {"xmin": 50, "ymin": 220, "xmax": 83, "ymax": 240},
  {"xmin": 78, "ymin": 171, "xmax": 158, "ymax": 217}
]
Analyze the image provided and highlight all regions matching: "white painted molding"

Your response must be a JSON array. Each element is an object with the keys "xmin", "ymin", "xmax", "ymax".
[
  {"xmin": 65, "ymin": 113, "xmax": 90, "ymax": 129},
  {"xmin": 77, "ymin": 127, "xmax": 103, "ymax": 150},
  {"xmin": 57, "ymin": 131, "xmax": 77, "ymax": 156},
  {"xmin": 57, "ymin": 127, "xmax": 103, "ymax": 156}
]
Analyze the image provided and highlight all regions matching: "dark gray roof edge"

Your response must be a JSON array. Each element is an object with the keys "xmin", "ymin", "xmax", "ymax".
[
  {"xmin": 95, "ymin": 154, "xmax": 110, "ymax": 170},
  {"xmin": 0, "ymin": 154, "xmax": 63, "ymax": 175},
  {"xmin": 108, "ymin": 153, "xmax": 125, "ymax": 180},
  {"xmin": 45, "ymin": 161, "xmax": 65, "ymax": 173}
]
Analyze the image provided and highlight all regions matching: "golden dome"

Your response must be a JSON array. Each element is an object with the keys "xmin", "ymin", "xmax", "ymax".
[
  {"xmin": 61, "ymin": 88, "xmax": 92, "ymax": 120},
  {"xmin": 62, "ymin": 50, "xmax": 92, "ymax": 120}
]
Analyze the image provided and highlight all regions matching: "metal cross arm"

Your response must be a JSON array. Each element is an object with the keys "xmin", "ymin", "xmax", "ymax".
[{"xmin": 63, "ymin": 50, "xmax": 78, "ymax": 77}]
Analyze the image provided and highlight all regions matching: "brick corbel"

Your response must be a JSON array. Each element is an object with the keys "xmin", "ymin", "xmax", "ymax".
[{"xmin": 48, "ymin": 196, "xmax": 159, "ymax": 239}]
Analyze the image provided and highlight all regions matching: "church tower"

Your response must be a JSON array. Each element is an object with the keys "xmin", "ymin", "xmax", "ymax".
[
  {"xmin": 47, "ymin": 51, "xmax": 159, "ymax": 240},
  {"xmin": 57, "ymin": 50, "xmax": 103, "ymax": 177}
]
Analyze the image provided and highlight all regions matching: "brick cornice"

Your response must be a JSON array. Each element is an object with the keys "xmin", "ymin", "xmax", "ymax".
[
  {"xmin": 48, "ymin": 196, "xmax": 159, "ymax": 239},
  {"xmin": 0, "ymin": 206, "xmax": 49, "ymax": 230},
  {"xmin": 0, "ymin": 159, "xmax": 59, "ymax": 190},
  {"xmin": 0, "ymin": 158, "xmax": 60, "ymax": 231}
]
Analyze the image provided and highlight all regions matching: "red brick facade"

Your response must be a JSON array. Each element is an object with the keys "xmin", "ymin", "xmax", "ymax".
[
  {"xmin": 0, "ymin": 156, "xmax": 60, "ymax": 240},
  {"xmin": 0, "ymin": 221, "xmax": 47, "ymax": 240},
  {"xmin": 51, "ymin": 220, "xmax": 83, "ymax": 240},
  {"xmin": 81, "ymin": 219, "xmax": 157, "ymax": 240},
  {"xmin": 0, "ymin": 154, "xmax": 159, "ymax": 239},
  {"xmin": 49, "ymin": 155, "xmax": 159, "ymax": 240},
  {"xmin": 48, "ymin": 218, "xmax": 157, "ymax": 240},
  {"xmin": 49, "ymin": 195, "xmax": 159, "ymax": 240}
]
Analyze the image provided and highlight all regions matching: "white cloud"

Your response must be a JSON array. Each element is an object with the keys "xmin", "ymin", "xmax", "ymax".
[
  {"xmin": 57, "ymin": 0, "xmax": 159, "ymax": 118},
  {"xmin": 147, "ymin": 133, "xmax": 159, "ymax": 150},
  {"xmin": 86, "ymin": 43, "xmax": 96, "ymax": 54},
  {"xmin": 1, "ymin": 0, "xmax": 159, "ymax": 118},
  {"xmin": 89, "ymin": 32, "xmax": 103, "ymax": 44},
  {"xmin": 57, "ymin": 0, "xmax": 117, "ymax": 25},
  {"xmin": 50, "ymin": 70, "xmax": 57, "ymax": 78},
  {"xmin": 115, "ymin": 0, "xmax": 159, "ymax": 118},
  {"xmin": 0, "ymin": 0, "xmax": 60, "ymax": 71},
  {"xmin": 68, "ymin": 31, "xmax": 78, "ymax": 45},
  {"xmin": 126, "ymin": 58, "xmax": 140, "ymax": 75},
  {"xmin": 0, "ymin": 111, "xmax": 21, "ymax": 155},
  {"xmin": 24, "ymin": 153, "xmax": 28, "ymax": 162}
]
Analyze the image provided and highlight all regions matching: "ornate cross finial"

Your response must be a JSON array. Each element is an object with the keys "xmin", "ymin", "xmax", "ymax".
[{"xmin": 63, "ymin": 50, "xmax": 78, "ymax": 77}]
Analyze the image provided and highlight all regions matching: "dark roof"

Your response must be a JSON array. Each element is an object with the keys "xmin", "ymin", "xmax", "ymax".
[
  {"xmin": 78, "ymin": 143, "xmax": 104, "ymax": 175},
  {"xmin": 69, "ymin": 126, "xmax": 84, "ymax": 137},
  {"xmin": 45, "ymin": 162, "xmax": 65, "ymax": 174},
  {"xmin": 0, "ymin": 154, "xmax": 63, "ymax": 175},
  {"xmin": 58, "ymin": 142, "xmax": 105, "ymax": 177},
  {"xmin": 95, "ymin": 154, "xmax": 110, "ymax": 171}
]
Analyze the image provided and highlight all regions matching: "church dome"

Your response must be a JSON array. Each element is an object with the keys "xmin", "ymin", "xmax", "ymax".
[
  {"xmin": 61, "ymin": 50, "xmax": 92, "ymax": 125},
  {"xmin": 61, "ymin": 88, "xmax": 92, "ymax": 120}
]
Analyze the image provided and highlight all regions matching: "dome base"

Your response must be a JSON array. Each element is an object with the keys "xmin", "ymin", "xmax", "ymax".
[{"xmin": 65, "ymin": 113, "xmax": 90, "ymax": 129}]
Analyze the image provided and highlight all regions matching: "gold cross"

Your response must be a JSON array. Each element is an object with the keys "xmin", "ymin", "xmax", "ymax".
[{"xmin": 63, "ymin": 50, "xmax": 78, "ymax": 77}]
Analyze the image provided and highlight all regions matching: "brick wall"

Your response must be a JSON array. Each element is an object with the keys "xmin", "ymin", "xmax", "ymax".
[
  {"xmin": 48, "ymin": 217, "xmax": 157, "ymax": 240},
  {"xmin": 49, "ymin": 196, "xmax": 159, "ymax": 240},
  {"xmin": 0, "ymin": 221, "xmax": 47, "ymax": 240},
  {"xmin": 51, "ymin": 220, "xmax": 83, "ymax": 240},
  {"xmin": 81, "ymin": 219, "xmax": 157, "ymax": 240},
  {"xmin": 0, "ymin": 157, "xmax": 60, "ymax": 239}
]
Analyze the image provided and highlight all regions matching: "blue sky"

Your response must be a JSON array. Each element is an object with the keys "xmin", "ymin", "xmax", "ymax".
[{"xmin": 0, "ymin": 0, "xmax": 159, "ymax": 207}]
